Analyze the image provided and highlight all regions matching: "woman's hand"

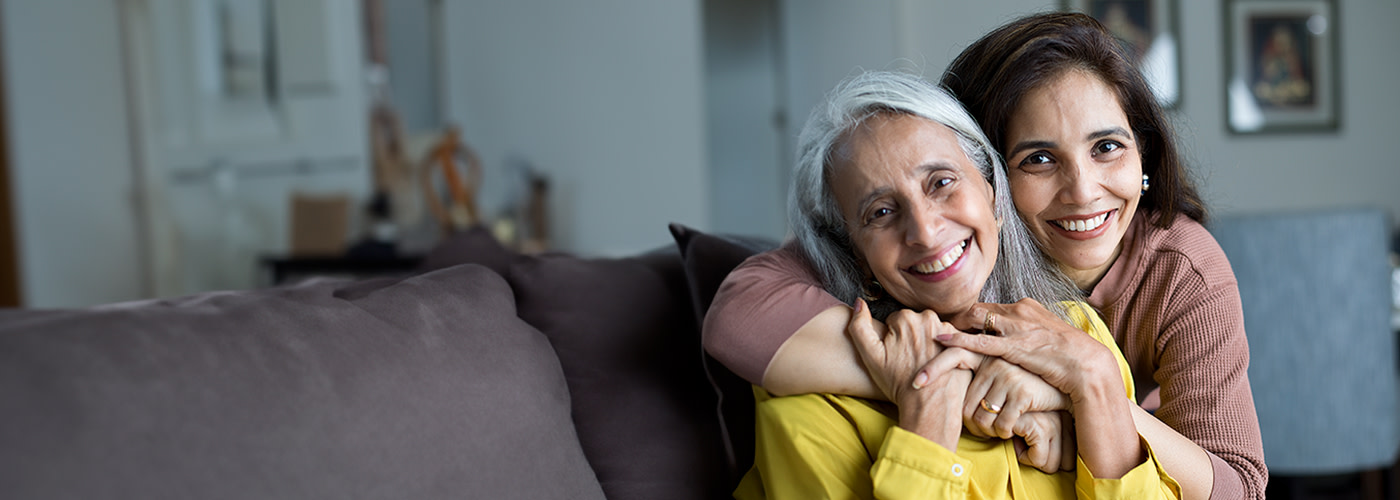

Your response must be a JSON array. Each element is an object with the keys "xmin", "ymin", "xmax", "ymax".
[
  {"xmin": 1009, "ymin": 410, "xmax": 1077, "ymax": 473},
  {"xmin": 940, "ymin": 298, "xmax": 1143, "ymax": 478},
  {"xmin": 940, "ymin": 299, "xmax": 1120, "ymax": 398},
  {"xmin": 962, "ymin": 357, "xmax": 1071, "ymax": 440},
  {"xmin": 847, "ymin": 300, "xmax": 960, "ymax": 402},
  {"xmin": 848, "ymin": 299, "xmax": 976, "ymax": 449},
  {"xmin": 959, "ymin": 356, "xmax": 1076, "ymax": 473}
]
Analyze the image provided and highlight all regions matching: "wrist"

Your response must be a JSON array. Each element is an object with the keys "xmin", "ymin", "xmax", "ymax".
[
  {"xmin": 897, "ymin": 370, "xmax": 970, "ymax": 449},
  {"xmin": 1066, "ymin": 349, "xmax": 1122, "ymax": 409}
]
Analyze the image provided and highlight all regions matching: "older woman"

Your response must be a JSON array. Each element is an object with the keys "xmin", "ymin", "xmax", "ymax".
[
  {"xmin": 705, "ymin": 12, "xmax": 1263, "ymax": 500},
  {"xmin": 735, "ymin": 70, "xmax": 1177, "ymax": 499}
]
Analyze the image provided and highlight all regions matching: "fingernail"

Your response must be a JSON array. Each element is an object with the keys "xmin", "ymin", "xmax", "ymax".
[
  {"xmin": 912, "ymin": 372, "xmax": 928, "ymax": 389},
  {"xmin": 855, "ymin": 299, "xmax": 865, "ymax": 313},
  {"xmin": 936, "ymin": 334, "xmax": 952, "ymax": 342}
]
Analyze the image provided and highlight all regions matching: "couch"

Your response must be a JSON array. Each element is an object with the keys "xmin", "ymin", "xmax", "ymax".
[{"xmin": 0, "ymin": 224, "xmax": 775, "ymax": 500}]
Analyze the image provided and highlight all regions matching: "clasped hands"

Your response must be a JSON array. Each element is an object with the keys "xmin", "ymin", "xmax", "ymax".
[{"xmin": 848, "ymin": 298, "xmax": 1112, "ymax": 473}]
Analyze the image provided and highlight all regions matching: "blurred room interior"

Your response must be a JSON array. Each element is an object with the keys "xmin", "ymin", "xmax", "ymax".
[{"xmin": 2, "ymin": 2, "xmax": 1400, "ymax": 498}]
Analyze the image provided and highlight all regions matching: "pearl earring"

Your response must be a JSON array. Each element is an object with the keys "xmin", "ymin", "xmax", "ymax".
[{"xmin": 1141, "ymin": 174, "xmax": 1150, "ymax": 194}]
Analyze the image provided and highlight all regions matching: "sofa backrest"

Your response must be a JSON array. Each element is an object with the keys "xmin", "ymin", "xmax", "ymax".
[{"xmin": 0, "ymin": 265, "xmax": 607, "ymax": 500}]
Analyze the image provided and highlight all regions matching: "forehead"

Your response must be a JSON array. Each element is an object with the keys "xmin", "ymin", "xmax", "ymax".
[
  {"xmin": 832, "ymin": 113, "xmax": 974, "ymax": 178},
  {"xmin": 1016, "ymin": 70, "xmax": 1129, "ymax": 127}
]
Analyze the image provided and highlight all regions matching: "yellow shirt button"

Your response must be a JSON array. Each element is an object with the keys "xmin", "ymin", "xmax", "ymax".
[{"xmin": 951, "ymin": 464, "xmax": 964, "ymax": 477}]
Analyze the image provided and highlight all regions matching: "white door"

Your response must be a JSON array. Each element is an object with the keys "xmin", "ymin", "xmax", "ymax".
[{"xmin": 120, "ymin": 0, "xmax": 370, "ymax": 296}]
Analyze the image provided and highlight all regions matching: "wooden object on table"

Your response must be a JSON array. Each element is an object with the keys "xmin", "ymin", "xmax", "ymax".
[{"xmin": 420, "ymin": 126, "xmax": 483, "ymax": 234}]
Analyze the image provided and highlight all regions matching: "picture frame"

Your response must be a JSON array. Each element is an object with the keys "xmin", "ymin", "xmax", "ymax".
[
  {"xmin": 1062, "ymin": 0, "xmax": 1180, "ymax": 108},
  {"xmin": 1225, "ymin": 0, "xmax": 1339, "ymax": 133}
]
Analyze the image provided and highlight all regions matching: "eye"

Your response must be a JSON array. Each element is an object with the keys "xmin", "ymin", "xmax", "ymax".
[
  {"xmin": 1017, "ymin": 151, "xmax": 1055, "ymax": 172},
  {"xmin": 1092, "ymin": 140, "xmax": 1124, "ymax": 157},
  {"xmin": 931, "ymin": 177, "xmax": 954, "ymax": 190},
  {"xmin": 864, "ymin": 206, "xmax": 894, "ymax": 225}
]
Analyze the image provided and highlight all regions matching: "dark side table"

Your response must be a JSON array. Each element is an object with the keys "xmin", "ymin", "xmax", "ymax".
[{"xmin": 260, "ymin": 255, "xmax": 425, "ymax": 286}]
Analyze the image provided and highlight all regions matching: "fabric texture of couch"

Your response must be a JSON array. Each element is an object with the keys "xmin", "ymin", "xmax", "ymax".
[{"xmin": 0, "ymin": 224, "xmax": 776, "ymax": 500}]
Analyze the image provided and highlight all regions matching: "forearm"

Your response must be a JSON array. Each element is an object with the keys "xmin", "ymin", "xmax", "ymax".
[
  {"xmin": 763, "ymin": 306, "xmax": 883, "ymax": 399},
  {"xmin": 1131, "ymin": 404, "xmax": 1213, "ymax": 500},
  {"xmin": 1071, "ymin": 376, "xmax": 1143, "ymax": 479}
]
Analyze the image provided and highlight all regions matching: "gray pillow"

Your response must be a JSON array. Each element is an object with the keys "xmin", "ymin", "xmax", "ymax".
[
  {"xmin": 0, "ymin": 265, "xmax": 605, "ymax": 500},
  {"xmin": 506, "ymin": 249, "xmax": 731, "ymax": 500}
]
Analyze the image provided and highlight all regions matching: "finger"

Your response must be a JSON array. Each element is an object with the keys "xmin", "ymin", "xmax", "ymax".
[
  {"xmin": 1059, "ymin": 411, "xmax": 1077, "ymax": 472},
  {"xmin": 920, "ymin": 347, "xmax": 984, "ymax": 386},
  {"xmin": 991, "ymin": 394, "xmax": 1025, "ymax": 440},
  {"xmin": 947, "ymin": 303, "xmax": 997, "ymax": 332},
  {"xmin": 847, "ymin": 299, "xmax": 881, "ymax": 356},
  {"xmin": 1014, "ymin": 416, "xmax": 1055, "ymax": 473},
  {"xmin": 937, "ymin": 331, "xmax": 1017, "ymax": 359},
  {"xmin": 1044, "ymin": 423, "xmax": 1062, "ymax": 473},
  {"xmin": 962, "ymin": 363, "xmax": 997, "ymax": 421},
  {"xmin": 970, "ymin": 378, "xmax": 1010, "ymax": 437}
]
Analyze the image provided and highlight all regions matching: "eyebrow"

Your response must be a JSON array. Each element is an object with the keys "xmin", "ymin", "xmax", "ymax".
[
  {"xmin": 1007, "ymin": 126, "xmax": 1134, "ymax": 156},
  {"xmin": 852, "ymin": 162, "xmax": 958, "ymax": 217},
  {"xmin": 1086, "ymin": 126, "xmax": 1134, "ymax": 142}
]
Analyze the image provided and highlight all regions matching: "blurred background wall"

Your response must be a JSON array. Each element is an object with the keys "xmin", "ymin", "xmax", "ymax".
[{"xmin": 2, "ymin": 0, "xmax": 1396, "ymax": 307}]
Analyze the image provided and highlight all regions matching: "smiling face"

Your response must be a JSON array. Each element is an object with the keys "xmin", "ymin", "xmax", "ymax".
[
  {"xmin": 1003, "ymin": 69, "xmax": 1143, "ymax": 290},
  {"xmin": 829, "ymin": 113, "xmax": 999, "ymax": 316}
]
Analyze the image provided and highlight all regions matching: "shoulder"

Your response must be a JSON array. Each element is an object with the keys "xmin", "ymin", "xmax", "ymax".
[
  {"xmin": 732, "ymin": 242, "xmax": 823, "ymax": 284},
  {"xmin": 1139, "ymin": 214, "xmax": 1238, "ymax": 291}
]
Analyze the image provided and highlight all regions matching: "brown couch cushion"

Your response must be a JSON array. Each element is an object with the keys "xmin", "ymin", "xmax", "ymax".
[
  {"xmin": 0, "ymin": 265, "xmax": 604, "ymax": 500},
  {"xmin": 506, "ymin": 248, "xmax": 730, "ymax": 500}
]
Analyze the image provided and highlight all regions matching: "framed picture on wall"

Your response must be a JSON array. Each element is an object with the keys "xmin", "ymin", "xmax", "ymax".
[
  {"xmin": 1225, "ymin": 0, "xmax": 1339, "ymax": 133},
  {"xmin": 1062, "ymin": 0, "xmax": 1180, "ymax": 108}
]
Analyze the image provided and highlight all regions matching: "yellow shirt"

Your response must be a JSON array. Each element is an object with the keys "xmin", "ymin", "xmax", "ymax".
[{"xmin": 735, "ymin": 303, "xmax": 1181, "ymax": 499}]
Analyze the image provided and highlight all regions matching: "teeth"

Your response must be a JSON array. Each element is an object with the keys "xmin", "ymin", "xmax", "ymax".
[
  {"xmin": 913, "ymin": 240, "xmax": 967, "ymax": 274},
  {"xmin": 1055, "ymin": 213, "xmax": 1108, "ymax": 232}
]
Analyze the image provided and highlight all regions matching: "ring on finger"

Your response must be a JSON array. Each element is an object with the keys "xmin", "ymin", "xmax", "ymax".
[
  {"xmin": 979, "ymin": 398, "xmax": 1002, "ymax": 414},
  {"xmin": 983, "ymin": 312, "xmax": 997, "ymax": 335}
]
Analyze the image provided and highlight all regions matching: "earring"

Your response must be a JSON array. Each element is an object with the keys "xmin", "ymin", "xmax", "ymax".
[
  {"xmin": 1141, "ymin": 174, "xmax": 1150, "ymax": 194},
  {"xmin": 861, "ymin": 279, "xmax": 883, "ymax": 301}
]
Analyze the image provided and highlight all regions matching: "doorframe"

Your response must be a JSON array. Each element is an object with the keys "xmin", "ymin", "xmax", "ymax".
[{"xmin": 0, "ymin": 3, "xmax": 22, "ymax": 307}]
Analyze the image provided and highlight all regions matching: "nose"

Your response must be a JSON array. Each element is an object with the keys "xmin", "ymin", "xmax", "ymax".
[
  {"xmin": 1057, "ymin": 156, "xmax": 1104, "ymax": 206},
  {"xmin": 903, "ymin": 199, "xmax": 942, "ymax": 248}
]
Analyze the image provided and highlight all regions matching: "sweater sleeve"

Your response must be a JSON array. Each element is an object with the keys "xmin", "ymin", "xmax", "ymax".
[
  {"xmin": 1154, "ymin": 281, "xmax": 1266, "ymax": 500},
  {"xmin": 702, "ymin": 243, "xmax": 845, "ymax": 385},
  {"xmin": 1100, "ymin": 216, "xmax": 1267, "ymax": 500}
]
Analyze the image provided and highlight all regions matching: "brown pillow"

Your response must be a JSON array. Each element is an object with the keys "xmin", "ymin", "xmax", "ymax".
[
  {"xmin": 0, "ymin": 265, "xmax": 605, "ymax": 500},
  {"xmin": 668, "ymin": 223, "xmax": 778, "ymax": 488},
  {"xmin": 506, "ymin": 248, "xmax": 731, "ymax": 500}
]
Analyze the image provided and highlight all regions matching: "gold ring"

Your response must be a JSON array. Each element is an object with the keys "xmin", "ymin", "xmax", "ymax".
[
  {"xmin": 979, "ymin": 399, "xmax": 1002, "ymax": 414},
  {"xmin": 983, "ymin": 312, "xmax": 997, "ymax": 334}
]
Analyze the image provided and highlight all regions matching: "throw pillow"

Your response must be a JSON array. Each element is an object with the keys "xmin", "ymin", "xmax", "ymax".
[
  {"xmin": 0, "ymin": 265, "xmax": 605, "ymax": 500},
  {"xmin": 667, "ymin": 223, "xmax": 778, "ymax": 489},
  {"xmin": 506, "ymin": 248, "xmax": 731, "ymax": 500}
]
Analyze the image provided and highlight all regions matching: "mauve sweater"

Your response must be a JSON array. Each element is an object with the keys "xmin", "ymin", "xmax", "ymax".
[{"xmin": 702, "ymin": 212, "xmax": 1267, "ymax": 500}]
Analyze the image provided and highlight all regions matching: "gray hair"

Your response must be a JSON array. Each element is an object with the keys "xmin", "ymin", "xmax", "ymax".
[{"xmin": 789, "ymin": 70, "xmax": 1080, "ymax": 317}]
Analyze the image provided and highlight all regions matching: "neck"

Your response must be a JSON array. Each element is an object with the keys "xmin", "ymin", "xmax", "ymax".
[{"xmin": 1061, "ymin": 244, "xmax": 1124, "ymax": 293}]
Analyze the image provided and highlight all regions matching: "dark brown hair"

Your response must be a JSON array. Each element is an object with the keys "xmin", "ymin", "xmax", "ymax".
[{"xmin": 941, "ymin": 12, "xmax": 1206, "ymax": 227}]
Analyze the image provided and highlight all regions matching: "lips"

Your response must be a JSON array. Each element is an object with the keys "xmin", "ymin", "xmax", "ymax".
[
  {"xmin": 1051, "ymin": 211, "xmax": 1110, "ymax": 232},
  {"xmin": 908, "ymin": 238, "xmax": 969, "ymax": 275},
  {"xmin": 1047, "ymin": 210, "xmax": 1117, "ymax": 240}
]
